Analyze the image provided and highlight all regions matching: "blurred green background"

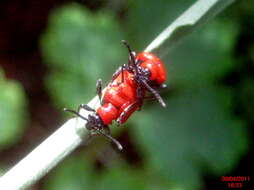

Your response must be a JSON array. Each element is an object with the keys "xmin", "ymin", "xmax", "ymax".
[{"xmin": 0, "ymin": 0, "xmax": 253, "ymax": 189}]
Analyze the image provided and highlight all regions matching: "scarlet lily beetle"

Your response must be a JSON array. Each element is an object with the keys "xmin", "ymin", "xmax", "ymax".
[{"xmin": 64, "ymin": 41, "xmax": 167, "ymax": 150}]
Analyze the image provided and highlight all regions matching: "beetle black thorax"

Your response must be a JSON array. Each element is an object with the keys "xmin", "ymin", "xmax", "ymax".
[
  {"xmin": 134, "ymin": 64, "xmax": 151, "ymax": 85},
  {"xmin": 86, "ymin": 113, "xmax": 105, "ymax": 131}
]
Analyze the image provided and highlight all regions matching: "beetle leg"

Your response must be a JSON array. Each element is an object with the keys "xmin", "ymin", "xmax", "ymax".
[
  {"xmin": 142, "ymin": 80, "xmax": 166, "ymax": 107},
  {"xmin": 117, "ymin": 101, "xmax": 140, "ymax": 124},
  {"xmin": 103, "ymin": 125, "xmax": 111, "ymax": 135},
  {"xmin": 63, "ymin": 108, "xmax": 89, "ymax": 122},
  {"xmin": 96, "ymin": 79, "xmax": 103, "ymax": 105},
  {"xmin": 99, "ymin": 130, "xmax": 123, "ymax": 151},
  {"xmin": 79, "ymin": 104, "xmax": 96, "ymax": 112},
  {"xmin": 135, "ymin": 86, "xmax": 145, "ymax": 110},
  {"xmin": 121, "ymin": 66, "xmax": 124, "ymax": 83},
  {"xmin": 121, "ymin": 40, "xmax": 136, "ymax": 67},
  {"xmin": 111, "ymin": 66, "xmax": 123, "ymax": 82},
  {"xmin": 93, "ymin": 128, "xmax": 122, "ymax": 151}
]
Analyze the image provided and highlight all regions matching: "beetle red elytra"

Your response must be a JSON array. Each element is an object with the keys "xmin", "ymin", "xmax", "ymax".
[{"xmin": 64, "ymin": 40, "xmax": 167, "ymax": 150}]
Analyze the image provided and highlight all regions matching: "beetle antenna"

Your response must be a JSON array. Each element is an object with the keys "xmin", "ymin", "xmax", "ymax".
[
  {"xmin": 79, "ymin": 104, "xmax": 96, "ymax": 112},
  {"xmin": 63, "ymin": 108, "xmax": 89, "ymax": 122},
  {"xmin": 121, "ymin": 40, "xmax": 136, "ymax": 66},
  {"xmin": 96, "ymin": 79, "xmax": 103, "ymax": 105},
  {"xmin": 96, "ymin": 130, "xmax": 123, "ymax": 151},
  {"xmin": 142, "ymin": 81, "xmax": 166, "ymax": 107}
]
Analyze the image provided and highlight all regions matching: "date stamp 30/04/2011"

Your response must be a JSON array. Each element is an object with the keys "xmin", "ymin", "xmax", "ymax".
[{"xmin": 221, "ymin": 176, "xmax": 252, "ymax": 188}]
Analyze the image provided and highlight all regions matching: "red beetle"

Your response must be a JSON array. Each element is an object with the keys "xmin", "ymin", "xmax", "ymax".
[
  {"xmin": 111, "ymin": 41, "xmax": 167, "ymax": 107},
  {"xmin": 136, "ymin": 52, "xmax": 167, "ymax": 85},
  {"xmin": 101, "ymin": 70, "xmax": 138, "ymax": 125},
  {"xmin": 64, "ymin": 41, "xmax": 167, "ymax": 150}
]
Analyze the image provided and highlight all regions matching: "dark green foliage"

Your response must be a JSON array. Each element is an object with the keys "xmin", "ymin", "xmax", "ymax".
[
  {"xmin": 168, "ymin": 19, "xmax": 238, "ymax": 86},
  {"xmin": 130, "ymin": 18, "xmax": 248, "ymax": 189},
  {"xmin": 41, "ymin": 4, "xmax": 126, "ymax": 108},
  {"xmin": 44, "ymin": 154, "xmax": 95, "ymax": 190},
  {"xmin": 0, "ymin": 69, "xmax": 28, "ymax": 150},
  {"xmin": 133, "ymin": 86, "xmax": 248, "ymax": 189},
  {"xmin": 126, "ymin": 0, "xmax": 195, "ymax": 49}
]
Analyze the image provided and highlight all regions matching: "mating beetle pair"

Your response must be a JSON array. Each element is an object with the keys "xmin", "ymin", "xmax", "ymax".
[{"xmin": 65, "ymin": 41, "xmax": 167, "ymax": 150}]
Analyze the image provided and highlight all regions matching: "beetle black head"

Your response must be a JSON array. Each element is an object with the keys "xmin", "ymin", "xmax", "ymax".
[{"xmin": 63, "ymin": 107, "xmax": 123, "ymax": 150}]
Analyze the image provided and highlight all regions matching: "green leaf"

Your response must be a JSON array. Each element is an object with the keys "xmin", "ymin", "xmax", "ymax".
[
  {"xmin": 0, "ymin": 69, "xmax": 28, "ymax": 150},
  {"xmin": 96, "ymin": 162, "xmax": 202, "ymax": 190},
  {"xmin": 96, "ymin": 165, "xmax": 147, "ymax": 190},
  {"xmin": 167, "ymin": 19, "xmax": 238, "ymax": 86},
  {"xmin": 145, "ymin": 0, "xmax": 235, "ymax": 54},
  {"xmin": 0, "ymin": 165, "xmax": 4, "ymax": 177},
  {"xmin": 126, "ymin": 0, "xmax": 235, "ymax": 55},
  {"xmin": 236, "ymin": 78, "xmax": 254, "ymax": 124},
  {"xmin": 126, "ymin": 0, "xmax": 194, "ymax": 50},
  {"xmin": 41, "ymin": 4, "xmax": 126, "ymax": 108},
  {"xmin": 45, "ymin": 159, "xmax": 175, "ymax": 190},
  {"xmin": 133, "ymin": 86, "xmax": 248, "ymax": 189},
  {"xmin": 44, "ymin": 154, "xmax": 94, "ymax": 190}
]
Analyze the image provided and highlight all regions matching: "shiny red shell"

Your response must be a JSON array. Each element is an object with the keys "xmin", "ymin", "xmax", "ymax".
[
  {"xmin": 98, "ymin": 71, "xmax": 139, "ymax": 125},
  {"xmin": 136, "ymin": 52, "xmax": 167, "ymax": 84},
  {"xmin": 97, "ymin": 52, "xmax": 166, "ymax": 126},
  {"xmin": 136, "ymin": 52, "xmax": 161, "ymax": 63},
  {"xmin": 97, "ymin": 103, "xmax": 118, "ymax": 125}
]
